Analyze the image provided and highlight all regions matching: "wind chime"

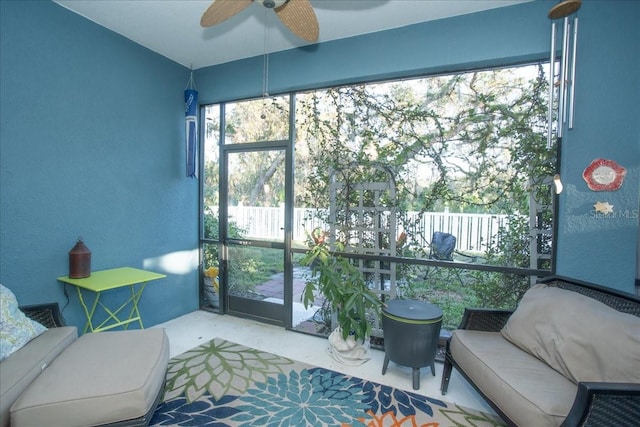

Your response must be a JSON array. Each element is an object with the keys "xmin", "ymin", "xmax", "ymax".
[
  {"xmin": 261, "ymin": 8, "xmax": 271, "ymax": 120},
  {"xmin": 547, "ymin": 0, "xmax": 582, "ymax": 196},
  {"xmin": 185, "ymin": 71, "xmax": 198, "ymax": 178},
  {"xmin": 547, "ymin": 0, "xmax": 582, "ymax": 149}
]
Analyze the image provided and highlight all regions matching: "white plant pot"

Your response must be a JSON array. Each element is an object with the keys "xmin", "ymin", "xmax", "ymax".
[{"xmin": 327, "ymin": 327, "xmax": 371, "ymax": 365}]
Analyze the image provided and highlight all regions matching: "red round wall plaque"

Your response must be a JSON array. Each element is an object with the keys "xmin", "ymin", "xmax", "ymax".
[{"xmin": 582, "ymin": 158, "xmax": 626, "ymax": 191}]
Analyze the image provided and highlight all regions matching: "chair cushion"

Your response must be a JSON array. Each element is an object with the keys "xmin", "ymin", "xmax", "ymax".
[
  {"xmin": 501, "ymin": 284, "xmax": 640, "ymax": 384},
  {"xmin": 451, "ymin": 330, "xmax": 576, "ymax": 427},
  {"xmin": 0, "ymin": 284, "xmax": 47, "ymax": 362},
  {"xmin": 0, "ymin": 327, "xmax": 77, "ymax": 427},
  {"xmin": 10, "ymin": 328, "xmax": 169, "ymax": 427}
]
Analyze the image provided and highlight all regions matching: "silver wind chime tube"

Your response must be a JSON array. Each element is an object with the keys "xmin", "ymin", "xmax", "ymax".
[
  {"xmin": 568, "ymin": 17, "xmax": 578, "ymax": 129},
  {"xmin": 547, "ymin": 21, "xmax": 556, "ymax": 149},
  {"xmin": 548, "ymin": 9, "xmax": 579, "ymax": 148}
]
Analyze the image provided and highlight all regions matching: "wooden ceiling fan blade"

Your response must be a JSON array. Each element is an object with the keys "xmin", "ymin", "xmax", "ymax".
[
  {"xmin": 275, "ymin": 0, "xmax": 319, "ymax": 42},
  {"xmin": 201, "ymin": 0, "xmax": 253, "ymax": 27}
]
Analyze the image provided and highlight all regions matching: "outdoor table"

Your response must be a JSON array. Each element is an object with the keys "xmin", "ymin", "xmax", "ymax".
[
  {"xmin": 58, "ymin": 267, "xmax": 166, "ymax": 333},
  {"xmin": 381, "ymin": 299, "xmax": 443, "ymax": 390}
]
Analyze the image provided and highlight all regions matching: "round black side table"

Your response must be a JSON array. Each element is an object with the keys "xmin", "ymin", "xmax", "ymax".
[{"xmin": 381, "ymin": 299, "xmax": 443, "ymax": 390}]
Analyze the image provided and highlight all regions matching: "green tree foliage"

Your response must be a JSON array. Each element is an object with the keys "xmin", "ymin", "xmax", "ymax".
[
  {"xmin": 470, "ymin": 214, "xmax": 532, "ymax": 309},
  {"xmin": 206, "ymin": 65, "xmax": 554, "ymax": 233},
  {"xmin": 296, "ymin": 64, "xmax": 554, "ymax": 262},
  {"xmin": 203, "ymin": 98, "xmax": 291, "ymax": 209},
  {"xmin": 298, "ymin": 66, "xmax": 553, "ymax": 211}
]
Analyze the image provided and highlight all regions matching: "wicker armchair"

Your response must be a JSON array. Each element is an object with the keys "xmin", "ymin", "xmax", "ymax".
[{"xmin": 440, "ymin": 276, "xmax": 640, "ymax": 427}]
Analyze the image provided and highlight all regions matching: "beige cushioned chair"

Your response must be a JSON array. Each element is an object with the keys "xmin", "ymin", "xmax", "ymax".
[
  {"xmin": 10, "ymin": 328, "xmax": 168, "ymax": 427},
  {"xmin": 1, "ymin": 300, "xmax": 168, "ymax": 427}
]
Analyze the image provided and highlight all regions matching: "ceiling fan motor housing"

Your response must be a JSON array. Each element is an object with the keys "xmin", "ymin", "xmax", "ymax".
[{"xmin": 260, "ymin": 0, "xmax": 288, "ymax": 9}]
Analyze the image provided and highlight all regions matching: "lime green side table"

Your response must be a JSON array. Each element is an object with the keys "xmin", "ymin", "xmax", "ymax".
[{"xmin": 58, "ymin": 267, "xmax": 166, "ymax": 333}]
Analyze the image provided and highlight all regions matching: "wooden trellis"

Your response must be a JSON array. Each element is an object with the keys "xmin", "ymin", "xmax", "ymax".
[{"xmin": 328, "ymin": 165, "xmax": 397, "ymax": 337}]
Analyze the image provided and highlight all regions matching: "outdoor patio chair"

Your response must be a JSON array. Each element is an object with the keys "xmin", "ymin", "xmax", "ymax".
[{"xmin": 430, "ymin": 232, "xmax": 456, "ymax": 261}]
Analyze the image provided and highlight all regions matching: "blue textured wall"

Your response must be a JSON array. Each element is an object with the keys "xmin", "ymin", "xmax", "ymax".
[
  {"xmin": 0, "ymin": 0, "xmax": 199, "ymax": 329},
  {"xmin": 195, "ymin": 0, "xmax": 639, "ymax": 293},
  {"xmin": 554, "ymin": 0, "xmax": 639, "ymax": 291}
]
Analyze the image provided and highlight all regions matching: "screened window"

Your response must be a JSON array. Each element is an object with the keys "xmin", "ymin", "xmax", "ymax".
[{"xmin": 201, "ymin": 62, "xmax": 557, "ymax": 329}]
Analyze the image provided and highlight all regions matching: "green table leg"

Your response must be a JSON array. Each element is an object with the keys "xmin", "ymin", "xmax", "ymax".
[
  {"xmin": 77, "ymin": 282, "xmax": 149, "ymax": 333},
  {"xmin": 76, "ymin": 287, "xmax": 99, "ymax": 334},
  {"xmin": 126, "ymin": 282, "xmax": 147, "ymax": 329}
]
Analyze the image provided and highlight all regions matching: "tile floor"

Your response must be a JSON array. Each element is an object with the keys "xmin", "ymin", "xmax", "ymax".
[{"xmin": 153, "ymin": 310, "xmax": 497, "ymax": 416}]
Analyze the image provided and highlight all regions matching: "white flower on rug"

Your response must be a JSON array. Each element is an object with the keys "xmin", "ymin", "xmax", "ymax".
[{"xmin": 162, "ymin": 339, "xmax": 295, "ymax": 402}]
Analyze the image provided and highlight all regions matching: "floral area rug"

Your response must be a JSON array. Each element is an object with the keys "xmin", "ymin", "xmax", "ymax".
[{"xmin": 150, "ymin": 338, "xmax": 504, "ymax": 426}]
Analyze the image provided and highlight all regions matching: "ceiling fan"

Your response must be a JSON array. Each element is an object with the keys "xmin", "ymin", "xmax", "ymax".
[{"xmin": 200, "ymin": 0, "xmax": 319, "ymax": 42}]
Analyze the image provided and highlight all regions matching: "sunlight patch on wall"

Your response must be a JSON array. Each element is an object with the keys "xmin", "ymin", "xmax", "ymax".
[{"xmin": 144, "ymin": 250, "xmax": 198, "ymax": 275}]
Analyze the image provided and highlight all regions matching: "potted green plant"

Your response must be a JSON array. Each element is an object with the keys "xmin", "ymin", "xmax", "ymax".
[{"xmin": 300, "ymin": 228, "xmax": 383, "ymax": 345}]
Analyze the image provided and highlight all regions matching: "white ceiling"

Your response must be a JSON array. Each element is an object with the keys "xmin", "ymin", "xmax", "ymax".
[{"xmin": 54, "ymin": 0, "xmax": 532, "ymax": 70}]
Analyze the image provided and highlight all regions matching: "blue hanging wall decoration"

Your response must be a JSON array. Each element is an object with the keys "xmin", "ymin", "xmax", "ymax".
[{"xmin": 185, "ymin": 72, "xmax": 198, "ymax": 178}]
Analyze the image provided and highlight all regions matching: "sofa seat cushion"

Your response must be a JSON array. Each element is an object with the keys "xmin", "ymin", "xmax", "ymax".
[
  {"xmin": 0, "ymin": 326, "xmax": 77, "ymax": 427},
  {"xmin": 451, "ymin": 330, "xmax": 577, "ymax": 427},
  {"xmin": 501, "ymin": 284, "xmax": 640, "ymax": 384},
  {"xmin": 10, "ymin": 328, "xmax": 169, "ymax": 427}
]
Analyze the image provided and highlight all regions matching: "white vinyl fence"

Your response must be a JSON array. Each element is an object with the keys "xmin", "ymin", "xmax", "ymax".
[{"xmin": 224, "ymin": 206, "xmax": 509, "ymax": 254}]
